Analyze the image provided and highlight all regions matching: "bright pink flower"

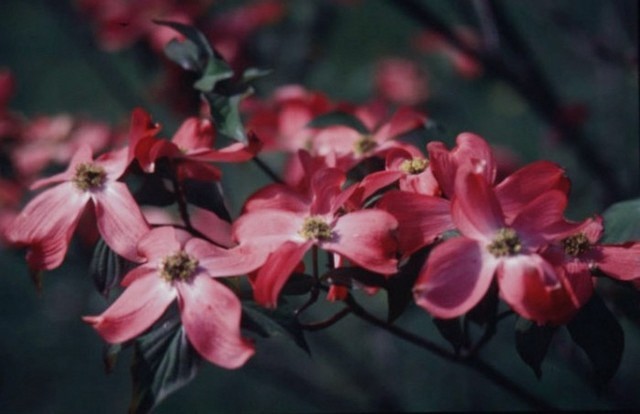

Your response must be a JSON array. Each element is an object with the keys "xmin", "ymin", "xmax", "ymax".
[
  {"xmin": 6, "ymin": 145, "xmax": 149, "ymax": 271},
  {"xmin": 549, "ymin": 216, "xmax": 640, "ymax": 284},
  {"xmin": 83, "ymin": 226, "xmax": 256, "ymax": 369},
  {"xmin": 413, "ymin": 166, "xmax": 582, "ymax": 324},
  {"xmin": 132, "ymin": 114, "xmax": 260, "ymax": 181},
  {"xmin": 234, "ymin": 167, "xmax": 398, "ymax": 307}
]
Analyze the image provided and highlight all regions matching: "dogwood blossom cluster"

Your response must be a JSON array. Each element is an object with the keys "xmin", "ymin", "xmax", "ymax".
[{"xmin": 5, "ymin": 83, "xmax": 640, "ymax": 370}]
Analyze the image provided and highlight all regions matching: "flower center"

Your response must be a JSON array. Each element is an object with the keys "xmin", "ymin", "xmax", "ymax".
[
  {"xmin": 159, "ymin": 251, "xmax": 199, "ymax": 282},
  {"xmin": 299, "ymin": 216, "xmax": 333, "ymax": 241},
  {"xmin": 354, "ymin": 134, "xmax": 377, "ymax": 156},
  {"xmin": 400, "ymin": 158, "xmax": 429, "ymax": 174},
  {"xmin": 72, "ymin": 163, "xmax": 106, "ymax": 191},
  {"xmin": 487, "ymin": 228, "xmax": 522, "ymax": 257},
  {"xmin": 561, "ymin": 233, "xmax": 591, "ymax": 257}
]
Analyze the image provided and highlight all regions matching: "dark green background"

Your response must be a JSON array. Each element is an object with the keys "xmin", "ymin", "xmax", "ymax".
[{"xmin": 0, "ymin": 0, "xmax": 638, "ymax": 412}]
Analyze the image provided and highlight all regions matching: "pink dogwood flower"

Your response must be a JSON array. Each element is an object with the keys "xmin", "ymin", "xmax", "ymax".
[
  {"xmin": 6, "ymin": 145, "xmax": 149, "ymax": 271},
  {"xmin": 234, "ymin": 167, "xmax": 398, "ymax": 307},
  {"xmin": 413, "ymin": 165, "xmax": 582, "ymax": 324},
  {"xmin": 83, "ymin": 226, "xmax": 256, "ymax": 369}
]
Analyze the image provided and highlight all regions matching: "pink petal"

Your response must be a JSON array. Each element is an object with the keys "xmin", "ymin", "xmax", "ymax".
[
  {"xmin": 190, "ymin": 207, "xmax": 234, "ymax": 248},
  {"xmin": 186, "ymin": 238, "xmax": 269, "ymax": 276},
  {"xmin": 495, "ymin": 161, "xmax": 570, "ymax": 222},
  {"xmin": 253, "ymin": 240, "xmax": 311, "ymax": 308},
  {"xmin": 497, "ymin": 254, "xmax": 580, "ymax": 324},
  {"xmin": 172, "ymin": 117, "xmax": 214, "ymax": 150},
  {"xmin": 511, "ymin": 190, "xmax": 572, "ymax": 248},
  {"xmin": 136, "ymin": 226, "xmax": 188, "ymax": 261},
  {"xmin": 452, "ymin": 166, "xmax": 504, "ymax": 241},
  {"xmin": 310, "ymin": 168, "xmax": 345, "ymax": 215},
  {"xmin": 177, "ymin": 275, "xmax": 255, "ymax": 368},
  {"xmin": 414, "ymin": 237, "xmax": 498, "ymax": 319},
  {"xmin": 594, "ymin": 243, "xmax": 640, "ymax": 281},
  {"xmin": 6, "ymin": 183, "xmax": 88, "ymax": 270},
  {"xmin": 233, "ymin": 209, "xmax": 304, "ymax": 249},
  {"xmin": 377, "ymin": 190, "xmax": 453, "ymax": 256},
  {"xmin": 312, "ymin": 126, "xmax": 361, "ymax": 157},
  {"xmin": 83, "ymin": 272, "xmax": 175, "ymax": 343},
  {"xmin": 322, "ymin": 209, "xmax": 398, "ymax": 275},
  {"xmin": 30, "ymin": 145, "xmax": 93, "ymax": 190},
  {"xmin": 94, "ymin": 182, "xmax": 150, "ymax": 262},
  {"xmin": 373, "ymin": 106, "xmax": 426, "ymax": 142},
  {"xmin": 242, "ymin": 184, "xmax": 309, "ymax": 213}
]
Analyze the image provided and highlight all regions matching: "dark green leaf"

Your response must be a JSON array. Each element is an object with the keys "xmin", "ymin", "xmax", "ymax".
[
  {"xmin": 307, "ymin": 111, "xmax": 369, "ymax": 134},
  {"xmin": 103, "ymin": 343, "xmax": 122, "ymax": 374},
  {"xmin": 155, "ymin": 20, "xmax": 213, "ymax": 72},
  {"xmin": 193, "ymin": 59, "xmax": 233, "ymax": 93},
  {"xmin": 386, "ymin": 247, "xmax": 430, "ymax": 322},
  {"xmin": 433, "ymin": 317, "xmax": 467, "ymax": 353},
  {"xmin": 280, "ymin": 273, "xmax": 314, "ymax": 296},
  {"xmin": 567, "ymin": 294, "xmax": 624, "ymax": 386},
  {"xmin": 601, "ymin": 198, "xmax": 640, "ymax": 243},
  {"xmin": 204, "ymin": 91, "xmax": 251, "ymax": 144},
  {"xmin": 466, "ymin": 280, "xmax": 499, "ymax": 326},
  {"xmin": 242, "ymin": 301, "xmax": 310, "ymax": 354},
  {"xmin": 515, "ymin": 318, "xmax": 557, "ymax": 379},
  {"xmin": 130, "ymin": 317, "xmax": 201, "ymax": 414},
  {"xmin": 90, "ymin": 238, "xmax": 134, "ymax": 298},
  {"xmin": 183, "ymin": 179, "xmax": 231, "ymax": 222}
]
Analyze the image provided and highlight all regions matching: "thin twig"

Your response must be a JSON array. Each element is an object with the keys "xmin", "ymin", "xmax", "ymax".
[{"xmin": 344, "ymin": 293, "xmax": 558, "ymax": 411}]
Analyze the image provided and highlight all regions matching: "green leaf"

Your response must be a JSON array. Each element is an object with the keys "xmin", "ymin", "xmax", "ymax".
[
  {"xmin": 386, "ymin": 247, "xmax": 430, "ymax": 323},
  {"xmin": 240, "ymin": 67, "xmax": 272, "ymax": 84},
  {"xmin": 567, "ymin": 294, "xmax": 624, "ymax": 386},
  {"xmin": 241, "ymin": 301, "xmax": 310, "ymax": 354},
  {"xmin": 193, "ymin": 58, "xmax": 233, "ymax": 93},
  {"xmin": 515, "ymin": 318, "xmax": 557, "ymax": 379},
  {"xmin": 204, "ymin": 91, "xmax": 251, "ymax": 144},
  {"xmin": 280, "ymin": 273, "xmax": 314, "ymax": 296},
  {"xmin": 155, "ymin": 20, "xmax": 213, "ymax": 72},
  {"xmin": 602, "ymin": 198, "xmax": 640, "ymax": 243},
  {"xmin": 130, "ymin": 316, "xmax": 201, "ymax": 414},
  {"xmin": 307, "ymin": 111, "xmax": 369, "ymax": 134},
  {"xmin": 90, "ymin": 238, "xmax": 133, "ymax": 298},
  {"xmin": 433, "ymin": 317, "xmax": 467, "ymax": 353}
]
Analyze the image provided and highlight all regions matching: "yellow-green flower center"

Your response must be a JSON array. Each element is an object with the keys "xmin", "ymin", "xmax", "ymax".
[
  {"xmin": 399, "ymin": 158, "xmax": 429, "ymax": 174},
  {"xmin": 159, "ymin": 251, "xmax": 199, "ymax": 282},
  {"xmin": 354, "ymin": 134, "xmax": 377, "ymax": 156},
  {"xmin": 487, "ymin": 228, "xmax": 522, "ymax": 257},
  {"xmin": 299, "ymin": 216, "xmax": 333, "ymax": 241},
  {"xmin": 72, "ymin": 163, "xmax": 106, "ymax": 191},
  {"xmin": 561, "ymin": 233, "xmax": 591, "ymax": 257}
]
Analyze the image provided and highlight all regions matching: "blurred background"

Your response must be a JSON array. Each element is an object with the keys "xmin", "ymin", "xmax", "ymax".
[{"xmin": 0, "ymin": 0, "xmax": 638, "ymax": 412}]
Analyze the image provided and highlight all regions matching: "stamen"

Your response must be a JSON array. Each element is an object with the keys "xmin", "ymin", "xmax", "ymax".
[
  {"xmin": 400, "ymin": 158, "xmax": 429, "ymax": 174},
  {"xmin": 72, "ymin": 163, "xmax": 106, "ymax": 191},
  {"xmin": 561, "ymin": 233, "xmax": 591, "ymax": 257},
  {"xmin": 299, "ymin": 216, "xmax": 333, "ymax": 241},
  {"xmin": 159, "ymin": 251, "xmax": 199, "ymax": 282},
  {"xmin": 487, "ymin": 228, "xmax": 522, "ymax": 257}
]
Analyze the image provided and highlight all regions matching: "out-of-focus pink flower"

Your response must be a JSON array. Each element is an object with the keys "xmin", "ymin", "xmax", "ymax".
[
  {"xmin": 83, "ymin": 226, "xmax": 255, "ymax": 368},
  {"xmin": 207, "ymin": 0, "xmax": 285, "ymax": 68},
  {"xmin": 0, "ymin": 178, "xmax": 23, "ymax": 245},
  {"xmin": 243, "ymin": 85, "xmax": 336, "ymax": 152},
  {"xmin": 12, "ymin": 116, "xmax": 114, "ymax": 180},
  {"xmin": 414, "ymin": 27, "xmax": 483, "ymax": 79},
  {"xmin": 311, "ymin": 104, "xmax": 427, "ymax": 171},
  {"xmin": 77, "ymin": 0, "xmax": 211, "ymax": 52},
  {"xmin": 6, "ymin": 145, "xmax": 149, "ymax": 271},
  {"xmin": 374, "ymin": 57, "xmax": 429, "ymax": 106}
]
